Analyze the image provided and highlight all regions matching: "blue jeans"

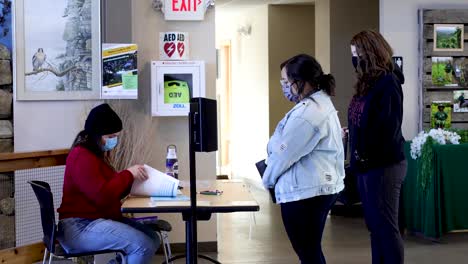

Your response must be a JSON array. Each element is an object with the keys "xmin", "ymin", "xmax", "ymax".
[
  {"xmin": 57, "ymin": 217, "xmax": 160, "ymax": 264},
  {"xmin": 357, "ymin": 160, "xmax": 407, "ymax": 264}
]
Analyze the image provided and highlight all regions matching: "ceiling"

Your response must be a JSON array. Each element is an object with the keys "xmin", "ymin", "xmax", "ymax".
[{"xmin": 216, "ymin": 0, "xmax": 315, "ymax": 9}]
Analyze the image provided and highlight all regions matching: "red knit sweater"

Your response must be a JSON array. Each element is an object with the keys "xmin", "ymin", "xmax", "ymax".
[{"xmin": 58, "ymin": 146, "xmax": 134, "ymax": 220}]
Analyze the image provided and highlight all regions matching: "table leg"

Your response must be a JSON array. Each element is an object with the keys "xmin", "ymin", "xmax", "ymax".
[{"xmin": 186, "ymin": 216, "xmax": 194, "ymax": 264}]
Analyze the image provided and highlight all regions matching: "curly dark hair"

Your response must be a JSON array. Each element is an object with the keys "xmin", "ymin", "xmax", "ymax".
[{"xmin": 351, "ymin": 30, "xmax": 394, "ymax": 96}]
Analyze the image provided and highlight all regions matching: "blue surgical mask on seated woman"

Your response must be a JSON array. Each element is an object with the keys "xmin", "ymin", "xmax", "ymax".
[
  {"xmin": 102, "ymin": 137, "xmax": 118, "ymax": 151},
  {"xmin": 281, "ymin": 80, "xmax": 300, "ymax": 103}
]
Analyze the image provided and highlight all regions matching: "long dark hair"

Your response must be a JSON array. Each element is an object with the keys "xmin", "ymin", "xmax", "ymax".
[
  {"xmin": 71, "ymin": 130, "xmax": 104, "ymax": 159},
  {"xmin": 351, "ymin": 30, "xmax": 394, "ymax": 96},
  {"xmin": 281, "ymin": 54, "xmax": 335, "ymax": 97}
]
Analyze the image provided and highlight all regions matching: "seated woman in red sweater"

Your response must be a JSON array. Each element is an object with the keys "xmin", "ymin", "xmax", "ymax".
[{"xmin": 57, "ymin": 103, "xmax": 160, "ymax": 264}]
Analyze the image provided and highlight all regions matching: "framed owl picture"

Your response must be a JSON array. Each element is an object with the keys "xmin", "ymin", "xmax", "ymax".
[{"xmin": 14, "ymin": 0, "xmax": 101, "ymax": 100}]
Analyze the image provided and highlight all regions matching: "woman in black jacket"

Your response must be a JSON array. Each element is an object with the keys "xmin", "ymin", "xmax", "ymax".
[{"xmin": 348, "ymin": 30, "xmax": 406, "ymax": 264}]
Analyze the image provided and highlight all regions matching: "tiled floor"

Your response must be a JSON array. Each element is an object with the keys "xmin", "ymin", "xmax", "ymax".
[
  {"xmin": 154, "ymin": 180, "xmax": 468, "ymax": 264},
  {"xmin": 42, "ymin": 180, "xmax": 468, "ymax": 263}
]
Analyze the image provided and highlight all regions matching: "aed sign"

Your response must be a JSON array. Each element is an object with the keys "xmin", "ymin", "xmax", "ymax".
[
  {"xmin": 164, "ymin": 0, "xmax": 205, "ymax": 21},
  {"xmin": 160, "ymin": 32, "xmax": 189, "ymax": 60}
]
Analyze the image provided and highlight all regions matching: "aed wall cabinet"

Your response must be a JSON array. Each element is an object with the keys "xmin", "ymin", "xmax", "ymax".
[{"xmin": 151, "ymin": 61, "xmax": 206, "ymax": 116}]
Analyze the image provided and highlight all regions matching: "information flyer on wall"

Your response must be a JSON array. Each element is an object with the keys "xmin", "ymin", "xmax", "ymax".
[{"xmin": 102, "ymin": 44, "xmax": 138, "ymax": 99}]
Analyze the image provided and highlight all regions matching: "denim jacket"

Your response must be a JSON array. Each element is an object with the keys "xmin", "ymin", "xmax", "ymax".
[{"xmin": 262, "ymin": 91, "xmax": 345, "ymax": 204}]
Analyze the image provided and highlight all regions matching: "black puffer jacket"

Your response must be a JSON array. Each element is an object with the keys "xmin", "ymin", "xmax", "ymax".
[{"xmin": 348, "ymin": 66, "xmax": 406, "ymax": 172}]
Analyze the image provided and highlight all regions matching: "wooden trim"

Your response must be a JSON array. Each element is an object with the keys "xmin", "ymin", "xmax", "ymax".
[
  {"xmin": 0, "ymin": 149, "xmax": 69, "ymax": 161},
  {"xmin": 0, "ymin": 149, "xmax": 69, "ymax": 173},
  {"xmin": 0, "ymin": 242, "xmax": 45, "ymax": 263}
]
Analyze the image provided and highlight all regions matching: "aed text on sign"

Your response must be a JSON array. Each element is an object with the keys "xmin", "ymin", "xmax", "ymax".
[
  {"xmin": 169, "ymin": 92, "xmax": 184, "ymax": 98},
  {"xmin": 172, "ymin": 0, "xmax": 202, "ymax": 12},
  {"xmin": 163, "ymin": 33, "xmax": 186, "ymax": 42}
]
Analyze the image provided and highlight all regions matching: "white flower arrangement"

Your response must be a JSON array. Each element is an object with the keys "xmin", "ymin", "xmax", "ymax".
[{"xmin": 410, "ymin": 129, "xmax": 461, "ymax": 159}]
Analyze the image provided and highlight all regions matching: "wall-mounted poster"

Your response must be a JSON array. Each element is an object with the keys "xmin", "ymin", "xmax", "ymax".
[
  {"xmin": 453, "ymin": 90, "xmax": 468, "ymax": 113},
  {"xmin": 433, "ymin": 24, "xmax": 464, "ymax": 52},
  {"xmin": 160, "ymin": 32, "xmax": 189, "ymax": 60},
  {"xmin": 431, "ymin": 101, "xmax": 452, "ymax": 129},
  {"xmin": 14, "ymin": 0, "xmax": 101, "ymax": 100},
  {"xmin": 102, "ymin": 44, "xmax": 138, "ymax": 99}
]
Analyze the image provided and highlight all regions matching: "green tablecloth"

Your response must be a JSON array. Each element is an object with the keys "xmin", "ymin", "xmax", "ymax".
[{"xmin": 403, "ymin": 142, "xmax": 468, "ymax": 239}]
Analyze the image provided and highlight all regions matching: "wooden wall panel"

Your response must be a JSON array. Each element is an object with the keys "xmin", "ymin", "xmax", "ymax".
[{"xmin": 421, "ymin": 9, "xmax": 468, "ymax": 130}]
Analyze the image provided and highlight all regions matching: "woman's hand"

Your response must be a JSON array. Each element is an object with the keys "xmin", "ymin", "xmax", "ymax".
[{"xmin": 127, "ymin": 165, "xmax": 149, "ymax": 181}]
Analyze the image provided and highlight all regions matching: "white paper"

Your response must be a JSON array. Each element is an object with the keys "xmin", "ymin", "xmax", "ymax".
[{"xmin": 130, "ymin": 164, "xmax": 179, "ymax": 197}]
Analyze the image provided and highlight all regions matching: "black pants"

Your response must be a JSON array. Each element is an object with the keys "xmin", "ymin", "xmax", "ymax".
[
  {"xmin": 280, "ymin": 194, "xmax": 338, "ymax": 264},
  {"xmin": 357, "ymin": 160, "xmax": 407, "ymax": 264}
]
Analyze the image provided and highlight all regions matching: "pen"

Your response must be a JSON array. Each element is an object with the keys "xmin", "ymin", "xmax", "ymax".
[{"xmin": 200, "ymin": 190, "xmax": 223, "ymax": 195}]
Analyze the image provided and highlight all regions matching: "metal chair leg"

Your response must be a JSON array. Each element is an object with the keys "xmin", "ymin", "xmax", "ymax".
[
  {"xmin": 42, "ymin": 248, "xmax": 48, "ymax": 264},
  {"xmin": 48, "ymin": 253, "xmax": 53, "ymax": 264},
  {"xmin": 157, "ymin": 231, "xmax": 169, "ymax": 264},
  {"xmin": 162, "ymin": 231, "xmax": 173, "ymax": 263}
]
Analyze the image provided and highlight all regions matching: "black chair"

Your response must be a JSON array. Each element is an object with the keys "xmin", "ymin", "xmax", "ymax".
[{"xmin": 28, "ymin": 181, "xmax": 126, "ymax": 264}]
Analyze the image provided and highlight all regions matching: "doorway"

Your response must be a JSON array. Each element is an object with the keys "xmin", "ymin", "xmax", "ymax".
[{"xmin": 216, "ymin": 40, "xmax": 233, "ymax": 178}]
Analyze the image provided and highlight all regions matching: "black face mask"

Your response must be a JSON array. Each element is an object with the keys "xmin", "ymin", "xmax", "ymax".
[
  {"xmin": 352, "ymin": 56, "xmax": 366, "ymax": 72},
  {"xmin": 352, "ymin": 56, "xmax": 359, "ymax": 69}
]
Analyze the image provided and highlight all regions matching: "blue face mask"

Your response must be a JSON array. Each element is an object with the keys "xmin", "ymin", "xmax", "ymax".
[
  {"xmin": 102, "ymin": 137, "xmax": 118, "ymax": 151},
  {"xmin": 281, "ymin": 80, "xmax": 300, "ymax": 103}
]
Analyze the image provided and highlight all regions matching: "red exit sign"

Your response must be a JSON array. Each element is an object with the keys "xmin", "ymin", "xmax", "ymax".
[{"xmin": 164, "ymin": 0, "xmax": 205, "ymax": 21}]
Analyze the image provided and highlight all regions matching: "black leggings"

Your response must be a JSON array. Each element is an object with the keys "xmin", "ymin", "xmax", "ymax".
[{"xmin": 280, "ymin": 194, "xmax": 338, "ymax": 264}]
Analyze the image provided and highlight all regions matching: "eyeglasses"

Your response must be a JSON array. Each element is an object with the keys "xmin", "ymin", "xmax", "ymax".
[{"xmin": 280, "ymin": 79, "xmax": 295, "ymax": 86}]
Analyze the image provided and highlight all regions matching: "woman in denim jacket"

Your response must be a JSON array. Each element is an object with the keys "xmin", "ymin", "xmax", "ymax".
[{"xmin": 262, "ymin": 54, "xmax": 345, "ymax": 264}]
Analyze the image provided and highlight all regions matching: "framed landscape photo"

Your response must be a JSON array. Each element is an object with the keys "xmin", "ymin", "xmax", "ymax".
[
  {"xmin": 433, "ymin": 24, "xmax": 464, "ymax": 52},
  {"xmin": 14, "ymin": 0, "xmax": 101, "ymax": 100}
]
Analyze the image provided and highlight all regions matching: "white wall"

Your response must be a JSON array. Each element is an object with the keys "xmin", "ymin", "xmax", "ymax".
[
  {"xmin": 14, "ymin": 101, "xmax": 97, "ymax": 152},
  {"xmin": 380, "ymin": 0, "xmax": 468, "ymax": 138},
  {"xmin": 216, "ymin": 6, "xmax": 270, "ymax": 181},
  {"xmin": 315, "ymin": 0, "xmax": 330, "ymax": 73}
]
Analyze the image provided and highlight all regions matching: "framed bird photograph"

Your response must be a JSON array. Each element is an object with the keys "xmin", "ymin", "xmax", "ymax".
[{"xmin": 14, "ymin": 0, "xmax": 101, "ymax": 100}]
